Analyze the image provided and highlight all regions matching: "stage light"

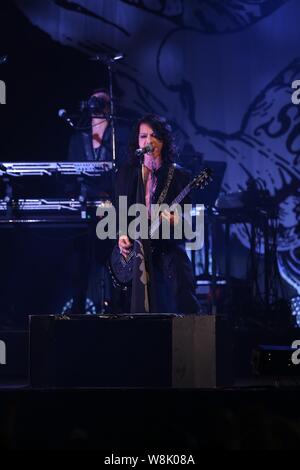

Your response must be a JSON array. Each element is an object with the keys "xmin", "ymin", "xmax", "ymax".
[
  {"xmin": 61, "ymin": 298, "xmax": 97, "ymax": 315},
  {"xmin": 291, "ymin": 296, "xmax": 300, "ymax": 327}
]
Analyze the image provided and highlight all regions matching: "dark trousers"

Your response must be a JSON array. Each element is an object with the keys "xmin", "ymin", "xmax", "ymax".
[
  {"xmin": 152, "ymin": 244, "xmax": 200, "ymax": 314},
  {"xmin": 117, "ymin": 243, "xmax": 200, "ymax": 314}
]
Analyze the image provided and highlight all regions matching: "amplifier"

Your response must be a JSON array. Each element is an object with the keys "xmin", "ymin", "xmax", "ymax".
[
  {"xmin": 29, "ymin": 314, "xmax": 233, "ymax": 389},
  {"xmin": 252, "ymin": 344, "xmax": 300, "ymax": 376}
]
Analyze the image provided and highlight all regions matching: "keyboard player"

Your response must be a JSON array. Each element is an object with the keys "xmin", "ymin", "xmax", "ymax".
[
  {"xmin": 66, "ymin": 89, "xmax": 127, "ymax": 314},
  {"xmin": 67, "ymin": 88, "xmax": 128, "ymax": 165}
]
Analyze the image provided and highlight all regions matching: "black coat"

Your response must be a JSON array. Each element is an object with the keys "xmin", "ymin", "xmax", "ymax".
[
  {"xmin": 115, "ymin": 161, "xmax": 191, "ymax": 205},
  {"xmin": 67, "ymin": 124, "xmax": 128, "ymax": 164},
  {"xmin": 115, "ymin": 161, "xmax": 200, "ymax": 314},
  {"xmin": 115, "ymin": 161, "xmax": 192, "ymax": 246}
]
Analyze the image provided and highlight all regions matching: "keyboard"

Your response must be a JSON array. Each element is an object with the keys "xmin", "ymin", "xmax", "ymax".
[
  {"xmin": 0, "ymin": 198, "xmax": 112, "ymax": 223},
  {"xmin": 0, "ymin": 161, "xmax": 114, "ymax": 176}
]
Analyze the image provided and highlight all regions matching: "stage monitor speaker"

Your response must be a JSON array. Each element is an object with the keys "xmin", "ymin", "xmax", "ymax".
[
  {"xmin": 29, "ymin": 314, "xmax": 233, "ymax": 388},
  {"xmin": 252, "ymin": 344, "xmax": 300, "ymax": 376}
]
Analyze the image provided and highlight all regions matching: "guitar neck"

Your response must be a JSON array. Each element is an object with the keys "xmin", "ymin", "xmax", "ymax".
[
  {"xmin": 150, "ymin": 182, "xmax": 192, "ymax": 237},
  {"xmin": 149, "ymin": 168, "xmax": 211, "ymax": 238},
  {"xmin": 171, "ymin": 184, "xmax": 191, "ymax": 207}
]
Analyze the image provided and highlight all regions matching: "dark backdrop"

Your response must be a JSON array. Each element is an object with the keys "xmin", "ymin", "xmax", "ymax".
[{"xmin": 0, "ymin": 1, "xmax": 299, "ymax": 326}]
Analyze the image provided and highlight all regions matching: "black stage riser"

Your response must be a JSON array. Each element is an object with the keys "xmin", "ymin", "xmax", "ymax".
[{"xmin": 28, "ymin": 314, "xmax": 233, "ymax": 389}]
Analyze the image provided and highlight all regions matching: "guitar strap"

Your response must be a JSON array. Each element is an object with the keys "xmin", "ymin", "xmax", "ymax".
[
  {"xmin": 150, "ymin": 164, "xmax": 175, "ymax": 224},
  {"xmin": 156, "ymin": 164, "xmax": 175, "ymax": 206}
]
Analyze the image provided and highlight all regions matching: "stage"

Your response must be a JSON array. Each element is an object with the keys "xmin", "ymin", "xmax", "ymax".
[
  {"xmin": 1, "ymin": 0, "xmax": 300, "ymax": 451},
  {"xmin": 0, "ymin": 385, "xmax": 300, "ymax": 450},
  {"xmin": 1, "ymin": 315, "xmax": 300, "ymax": 450}
]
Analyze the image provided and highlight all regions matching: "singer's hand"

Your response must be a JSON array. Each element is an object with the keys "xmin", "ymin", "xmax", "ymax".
[
  {"xmin": 161, "ymin": 208, "xmax": 180, "ymax": 226},
  {"xmin": 118, "ymin": 235, "xmax": 132, "ymax": 258}
]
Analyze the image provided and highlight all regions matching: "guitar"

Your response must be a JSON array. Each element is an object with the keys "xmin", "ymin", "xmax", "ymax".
[{"xmin": 109, "ymin": 168, "xmax": 213, "ymax": 288}]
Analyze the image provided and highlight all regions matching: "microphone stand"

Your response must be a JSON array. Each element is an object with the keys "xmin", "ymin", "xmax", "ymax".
[
  {"xmin": 89, "ymin": 52, "xmax": 124, "ymax": 314},
  {"xmin": 108, "ymin": 61, "xmax": 117, "ymax": 167},
  {"xmin": 91, "ymin": 53, "xmax": 124, "ymax": 168}
]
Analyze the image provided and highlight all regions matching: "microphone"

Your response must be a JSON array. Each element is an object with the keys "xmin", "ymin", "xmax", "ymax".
[
  {"xmin": 135, "ymin": 143, "xmax": 153, "ymax": 157},
  {"xmin": 58, "ymin": 109, "xmax": 74, "ymax": 127},
  {"xmin": 90, "ymin": 52, "xmax": 124, "ymax": 64},
  {"xmin": 112, "ymin": 52, "xmax": 124, "ymax": 62}
]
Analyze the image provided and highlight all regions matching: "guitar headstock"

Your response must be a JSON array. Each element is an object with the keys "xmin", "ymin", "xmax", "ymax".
[{"xmin": 191, "ymin": 168, "xmax": 213, "ymax": 189}]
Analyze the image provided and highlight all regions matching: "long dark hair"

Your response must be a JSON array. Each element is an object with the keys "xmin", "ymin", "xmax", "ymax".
[{"xmin": 128, "ymin": 114, "xmax": 178, "ymax": 165}]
